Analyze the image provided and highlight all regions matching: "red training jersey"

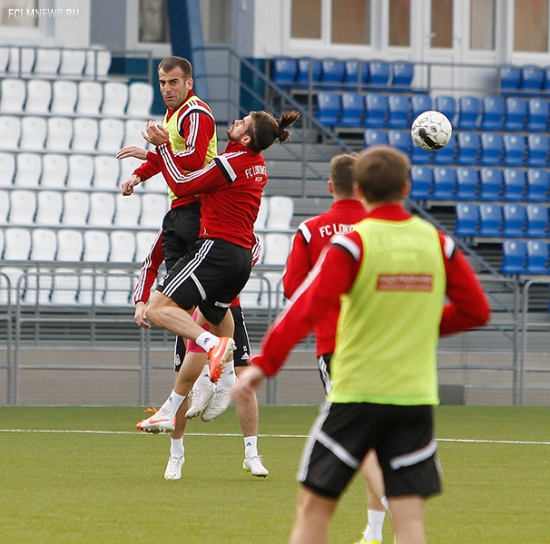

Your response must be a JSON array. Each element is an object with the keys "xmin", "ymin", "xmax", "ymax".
[
  {"xmin": 282, "ymin": 199, "xmax": 367, "ymax": 356},
  {"xmin": 251, "ymin": 204, "xmax": 492, "ymax": 378},
  {"xmin": 155, "ymin": 140, "xmax": 267, "ymax": 249}
]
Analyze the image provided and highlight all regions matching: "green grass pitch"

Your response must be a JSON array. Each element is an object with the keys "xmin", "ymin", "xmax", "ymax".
[{"xmin": 1, "ymin": 405, "xmax": 549, "ymax": 543}]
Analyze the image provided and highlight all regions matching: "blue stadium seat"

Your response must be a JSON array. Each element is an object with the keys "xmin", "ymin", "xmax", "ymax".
[
  {"xmin": 411, "ymin": 94, "xmax": 433, "ymax": 118},
  {"xmin": 409, "ymin": 165, "xmax": 433, "ymax": 200},
  {"xmin": 456, "ymin": 96, "xmax": 481, "ymax": 129},
  {"xmin": 455, "ymin": 203, "xmax": 479, "ymax": 237},
  {"xmin": 319, "ymin": 60, "xmax": 345, "ymax": 89},
  {"xmin": 367, "ymin": 60, "xmax": 391, "ymax": 88},
  {"xmin": 364, "ymin": 94, "xmax": 388, "ymax": 127},
  {"xmin": 340, "ymin": 92, "xmax": 364, "ymax": 127},
  {"xmin": 502, "ymin": 204, "xmax": 527, "ymax": 237},
  {"xmin": 296, "ymin": 58, "xmax": 322, "ymax": 89},
  {"xmin": 435, "ymin": 95, "xmax": 457, "ymax": 124},
  {"xmin": 521, "ymin": 65, "xmax": 545, "ymax": 92},
  {"xmin": 500, "ymin": 65, "xmax": 521, "ymax": 93},
  {"xmin": 343, "ymin": 60, "xmax": 368, "ymax": 89},
  {"xmin": 526, "ymin": 169, "xmax": 550, "ymax": 201},
  {"xmin": 432, "ymin": 166, "xmax": 456, "ymax": 200},
  {"xmin": 525, "ymin": 241, "xmax": 549, "ymax": 274},
  {"xmin": 432, "ymin": 133, "xmax": 457, "ymax": 165},
  {"xmin": 391, "ymin": 61, "xmax": 414, "ymax": 90},
  {"xmin": 480, "ymin": 132, "xmax": 503, "ymax": 165},
  {"xmin": 526, "ymin": 98, "xmax": 549, "ymax": 132},
  {"xmin": 480, "ymin": 96, "xmax": 505, "ymax": 130},
  {"xmin": 501, "ymin": 240, "xmax": 527, "ymax": 275},
  {"xmin": 456, "ymin": 167, "xmax": 479, "ymax": 200},
  {"xmin": 272, "ymin": 57, "xmax": 297, "ymax": 89},
  {"xmin": 503, "ymin": 134, "xmax": 526, "ymax": 166},
  {"xmin": 504, "ymin": 97, "xmax": 527, "ymax": 130},
  {"xmin": 479, "ymin": 203, "xmax": 503, "ymax": 237},
  {"xmin": 526, "ymin": 134, "xmax": 549, "ymax": 167},
  {"xmin": 410, "ymin": 141, "xmax": 433, "ymax": 164},
  {"xmin": 388, "ymin": 129, "xmax": 411, "ymax": 155},
  {"xmin": 364, "ymin": 128, "xmax": 388, "ymax": 147},
  {"xmin": 479, "ymin": 167, "xmax": 503, "ymax": 201},
  {"xmin": 387, "ymin": 95, "xmax": 410, "ymax": 128},
  {"xmin": 526, "ymin": 204, "xmax": 549, "ymax": 237},
  {"xmin": 316, "ymin": 92, "xmax": 341, "ymax": 126},
  {"xmin": 457, "ymin": 132, "xmax": 481, "ymax": 164},
  {"xmin": 502, "ymin": 168, "xmax": 526, "ymax": 201}
]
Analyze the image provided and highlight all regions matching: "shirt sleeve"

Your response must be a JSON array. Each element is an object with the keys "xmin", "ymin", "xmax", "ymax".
[
  {"xmin": 132, "ymin": 149, "xmax": 161, "ymax": 181},
  {"xmin": 252, "ymin": 236, "xmax": 360, "ymax": 378},
  {"xmin": 133, "ymin": 229, "xmax": 164, "ymax": 304},
  {"xmin": 439, "ymin": 233, "xmax": 491, "ymax": 336},
  {"xmin": 155, "ymin": 141, "xmax": 229, "ymax": 197},
  {"xmin": 282, "ymin": 228, "xmax": 313, "ymax": 299}
]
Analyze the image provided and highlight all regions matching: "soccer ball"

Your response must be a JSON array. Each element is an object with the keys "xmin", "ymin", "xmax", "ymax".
[{"xmin": 411, "ymin": 110, "xmax": 453, "ymax": 151}]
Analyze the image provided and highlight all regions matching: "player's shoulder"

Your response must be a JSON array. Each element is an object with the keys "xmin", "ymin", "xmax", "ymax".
[{"xmin": 330, "ymin": 231, "xmax": 362, "ymax": 261}]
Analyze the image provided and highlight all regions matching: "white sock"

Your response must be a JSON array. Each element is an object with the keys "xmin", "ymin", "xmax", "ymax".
[
  {"xmin": 217, "ymin": 360, "xmax": 237, "ymax": 389},
  {"xmin": 195, "ymin": 332, "xmax": 219, "ymax": 353},
  {"xmin": 193, "ymin": 364, "xmax": 213, "ymax": 390},
  {"xmin": 156, "ymin": 390, "xmax": 186, "ymax": 418},
  {"xmin": 244, "ymin": 435, "xmax": 258, "ymax": 458},
  {"xmin": 364, "ymin": 509, "xmax": 386, "ymax": 542},
  {"xmin": 170, "ymin": 437, "xmax": 184, "ymax": 458}
]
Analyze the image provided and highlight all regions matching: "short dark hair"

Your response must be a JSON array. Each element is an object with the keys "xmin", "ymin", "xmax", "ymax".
[
  {"xmin": 329, "ymin": 153, "xmax": 357, "ymax": 197},
  {"xmin": 353, "ymin": 145, "xmax": 410, "ymax": 203},
  {"xmin": 245, "ymin": 110, "xmax": 301, "ymax": 153},
  {"xmin": 158, "ymin": 56, "xmax": 192, "ymax": 79}
]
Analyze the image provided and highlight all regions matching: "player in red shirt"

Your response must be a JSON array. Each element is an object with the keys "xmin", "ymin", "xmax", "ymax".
[
  {"xmin": 135, "ymin": 110, "xmax": 300, "ymax": 435},
  {"xmin": 282, "ymin": 152, "xmax": 387, "ymax": 544}
]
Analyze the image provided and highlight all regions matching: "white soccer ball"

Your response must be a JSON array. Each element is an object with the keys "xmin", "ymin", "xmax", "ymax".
[{"xmin": 411, "ymin": 110, "xmax": 453, "ymax": 151}]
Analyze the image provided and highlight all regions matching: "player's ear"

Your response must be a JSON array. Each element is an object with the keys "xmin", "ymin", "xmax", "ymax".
[
  {"xmin": 327, "ymin": 180, "xmax": 334, "ymax": 194},
  {"xmin": 403, "ymin": 180, "xmax": 411, "ymax": 198}
]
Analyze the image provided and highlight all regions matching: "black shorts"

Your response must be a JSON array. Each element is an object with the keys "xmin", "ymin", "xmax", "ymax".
[
  {"xmin": 162, "ymin": 203, "xmax": 201, "ymax": 271},
  {"xmin": 172, "ymin": 305, "xmax": 251, "ymax": 371},
  {"xmin": 298, "ymin": 402, "xmax": 441, "ymax": 500},
  {"xmin": 157, "ymin": 237, "xmax": 253, "ymax": 326}
]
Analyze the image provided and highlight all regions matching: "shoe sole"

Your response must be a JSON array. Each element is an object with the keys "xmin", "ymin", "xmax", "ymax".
[
  {"xmin": 185, "ymin": 388, "xmax": 216, "ymax": 419},
  {"xmin": 243, "ymin": 467, "xmax": 269, "ymax": 478},
  {"xmin": 209, "ymin": 338, "xmax": 236, "ymax": 382},
  {"xmin": 164, "ymin": 472, "xmax": 182, "ymax": 480},
  {"xmin": 136, "ymin": 419, "xmax": 175, "ymax": 433}
]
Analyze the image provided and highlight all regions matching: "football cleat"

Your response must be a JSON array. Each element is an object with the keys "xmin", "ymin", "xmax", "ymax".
[
  {"xmin": 164, "ymin": 455, "xmax": 185, "ymax": 480},
  {"xmin": 201, "ymin": 386, "xmax": 232, "ymax": 422},
  {"xmin": 136, "ymin": 413, "xmax": 175, "ymax": 433},
  {"xmin": 208, "ymin": 337, "xmax": 236, "ymax": 382},
  {"xmin": 243, "ymin": 456, "xmax": 269, "ymax": 478},
  {"xmin": 353, "ymin": 540, "xmax": 380, "ymax": 544},
  {"xmin": 185, "ymin": 385, "xmax": 215, "ymax": 419}
]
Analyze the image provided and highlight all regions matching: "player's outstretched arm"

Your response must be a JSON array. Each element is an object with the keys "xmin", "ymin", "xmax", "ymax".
[{"xmin": 116, "ymin": 146, "xmax": 149, "ymax": 160}]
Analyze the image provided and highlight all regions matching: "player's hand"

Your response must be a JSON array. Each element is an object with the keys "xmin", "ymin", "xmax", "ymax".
[
  {"xmin": 142, "ymin": 120, "xmax": 170, "ymax": 146},
  {"xmin": 116, "ymin": 146, "xmax": 148, "ymax": 160},
  {"xmin": 121, "ymin": 174, "xmax": 142, "ymax": 196},
  {"xmin": 231, "ymin": 365, "xmax": 266, "ymax": 403},
  {"xmin": 134, "ymin": 302, "xmax": 150, "ymax": 329}
]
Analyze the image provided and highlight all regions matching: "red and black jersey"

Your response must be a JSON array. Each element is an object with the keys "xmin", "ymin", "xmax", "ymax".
[
  {"xmin": 155, "ymin": 140, "xmax": 267, "ymax": 249},
  {"xmin": 133, "ymin": 91, "xmax": 216, "ymax": 209},
  {"xmin": 282, "ymin": 199, "xmax": 367, "ymax": 356}
]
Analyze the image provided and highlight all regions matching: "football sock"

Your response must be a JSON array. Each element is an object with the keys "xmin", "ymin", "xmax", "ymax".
[
  {"xmin": 244, "ymin": 435, "xmax": 259, "ymax": 458},
  {"xmin": 217, "ymin": 360, "xmax": 237, "ymax": 389},
  {"xmin": 156, "ymin": 390, "xmax": 186, "ymax": 418},
  {"xmin": 364, "ymin": 509, "xmax": 386, "ymax": 542},
  {"xmin": 195, "ymin": 332, "xmax": 219, "ymax": 353},
  {"xmin": 170, "ymin": 437, "xmax": 184, "ymax": 458},
  {"xmin": 193, "ymin": 364, "xmax": 213, "ymax": 390}
]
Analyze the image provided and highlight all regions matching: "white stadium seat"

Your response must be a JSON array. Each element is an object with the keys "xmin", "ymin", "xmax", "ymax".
[
  {"xmin": 135, "ymin": 230, "xmax": 159, "ymax": 263},
  {"xmin": 3, "ymin": 227, "xmax": 32, "ymax": 260},
  {"xmin": 0, "ymin": 153, "xmax": 15, "ymax": 188},
  {"xmin": 96, "ymin": 118, "xmax": 125, "ymax": 154},
  {"xmin": 123, "ymin": 118, "xmax": 148, "ymax": 148},
  {"xmin": 113, "ymin": 193, "xmax": 141, "ymax": 227},
  {"xmin": 102, "ymin": 271, "xmax": 134, "ymax": 306},
  {"xmin": 126, "ymin": 82, "xmax": 154, "ymax": 118},
  {"xmin": 14, "ymin": 153, "xmax": 42, "ymax": 188},
  {"xmin": 45, "ymin": 117, "xmax": 73, "ymax": 153},
  {"xmin": 140, "ymin": 193, "xmax": 169, "ymax": 228},
  {"xmin": 66, "ymin": 155, "xmax": 93, "ymax": 189},
  {"xmin": 56, "ymin": 230, "xmax": 83, "ymax": 261},
  {"xmin": 61, "ymin": 192, "xmax": 90, "ymax": 227},
  {"xmin": 50, "ymin": 80, "xmax": 78, "ymax": 115},
  {"xmin": 0, "ymin": 116, "xmax": 21, "ymax": 151},
  {"xmin": 266, "ymin": 195, "xmax": 294, "ymax": 231},
  {"xmin": 59, "ymin": 49, "xmax": 86, "ymax": 77},
  {"xmin": 35, "ymin": 191, "xmax": 63, "ymax": 226},
  {"xmin": 254, "ymin": 196, "xmax": 269, "ymax": 231},
  {"xmin": 92, "ymin": 155, "xmax": 120, "ymax": 191},
  {"xmin": 263, "ymin": 233, "xmax": 291, "ymax": 265},
  {"xmin": 101, "ymin": 82, "xmax": 129, "ymax": 117},
  {"xmin": 41, "ymin": 154, "xmax": 68, "ymax": 188},
  {"xmin": 87, "ymin": 192, "xmax": 115, "ymax": 227},
  {"xmin": 8, "ymin": 190, "xmax": 36, "ymax": 225},
  {"xmin": 84, "ymin": 48, "xmax": 111, "ymax": 79},
  {"xmin": 118, "ymin": 156, "xmax": 142, "ymax": 185},
  {"xmin": 0, "ymin": 46, "xmax": 9, "ymax": 73},
  {"xmin": 83, "ymin": 231, "xmax": 110, "ymax": 262},
  {"xmin": 30, "ymin": 228, "xmax": 57, "ymax": 261},
  {"xmin": 33, "ymin": 48, "xmax": 61, "ymax": 75},
  {"xmin": 19, "ymin": 117, "xmax": 47, "ymax": 152},
  {"xmin": 109, "ymin": 231, "xmax": 136, "ymax": 263},
  {"xmin": 0, "ymin": 190, "xmax": 10, "ymax": 225},
  {"xmin": 8, "ymin": 47, "xmax": 34, "ymax": 76},
  {"xmin": 71, "ymin": 118, "xmax": 99, "ymax": 152},
  {"xmin": 0, "ymin": 78, "xmax": 26, "ymax": 114},
  {"xmin": 25, "ymin": 80, "xmax": 52, "ymax": 115},
  {"xmin": 75, "ymin": 81, "xmax": 103, "ymax": 116}
]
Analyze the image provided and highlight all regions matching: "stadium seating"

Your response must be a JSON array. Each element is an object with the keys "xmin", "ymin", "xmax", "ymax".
[
  {"xmin": 71, "ymin": 118, "xmax": 99, "ymax": 152},
  {"xmin": 480, "ymin": 132, "xmax": 503, "ymax": 165},
  {"xmin": 8, "ymin": 190, "xmax": 36, "ymax": 225},
  {"xmin": 409, "ymin": 165, "xmax": 433, "ymax": 200},
  {"xmin": 35, "ymin": 191, "xmax": 63, "ymax": 226},
  {"xmin": 526, "ymin": 134, "xmax": 549, "ymax": 166},
  {"xmin": 83, "ymin": 231, "xmax": 110, "ymax": 262},
  {"xmin": 391, "ymin": 61, "xmax": 414, "ymax": 89},
  {"xmin": 367, "ymin": 60, "xmax": 391, "ymax": 88},
  {"xmin": 503, "ymin": 97, "xmax": 527, "ymax": 130},
  {"xmin": 501, "ymin": 240, "xmax": 527, "ymax": 275},
  {"xmin": 45, "ymin": 117, "xmax": 73, "ymax": 153},
  {"xmin": 319, "ymin": 60, "xmax": 345, "ymax": 89},
  {"xmin": 456, "ymin": 167, "xmax": 479, "ymax": 200},
  {"xmin": 14, "ymin": 153, "xmax": 41, "ymax": 188},
  {"xmin": 113, "ymin": 194, "xmax": 141, "ymax": 228},
  {"xmin": 61, "ymin": 192, "xmax": 89, "ymax": 227},
  {"xmin": 272, "ymin": 57, "xmax": 297, "ymax": 88},
  {"xmin": 431, "ymin": 166, "xmax": 456, "ymax": 200},
  {"xmin": 19, "ymin": 117, "xmax": 47, "ymax": 152},
  {"xmin": 434, "ymin": 95, "xmax": 457, "ymax": 124},
  {"xmin": 316, "ymin": 92, "xmax": 340, "ymax": 125},
  {"xmin": 479, "ymin": 203, "xmax": 503, "ymax": 237},
  {"xmin": 75, "ymin": 81, "xmax": 103, "ymax": 116},
  {"xmin": 526, "ymin": 98, "xmax": 549, "ymax": 131},
  {"xmin": 411, "ymin": 94, "xmax": 433, "ymax": 118},
  {"xmin": 502, "ymin": 168, "xmax": 526, "ymax": 201},
  {"xmin": 480, "ymin": 96, "xmax": 505, "ymax": 130},
  {"xmin": 364, "ymin": 128, "xmax": 388, "ymax": 148},
  {"xmin": 457, "ymin": 132, "xmax": 481, "ymax": 164},
  {"xmin": 455, "ymin": 203, "xmax": 479, "ymax": 237},
  {"xmin": 340, "ymin": 93, "xmax": 364, "ymax": 127},
  {"xmin": 525, "ymin": 240, "xmax": 549, "ymax": 274},
  {"xmin": 479, "ymin": 167, "xmax": 503, "ymax": 201},
  {"xmin": 503, "ymin": 134, "xmax": 526, "ymax": 166},
  {"xmin": 500, "ymin": 65, "xmax": 521, "ymax": 93},
  {"xmin": 343, "ymin": 60, "xmax": 369, "ymax": 89},
  {"xmin": 96, "ymin": 118, "xmax": 125, "ymax": 154},
  {"xmin": 266, "ymin": 196, "xmax": 294, "ymax": 231},
  {"xmin": 526, "ymin": 204, "xmax": 549, "ymax": 237},
  {"xmin": 364, "ymin": 94, "xmax": 388, "ymax": 127},
  {"xmin": 30, "ymin": 228, "xmax": 57, "ymax": 261},
  {"xmin": 101, "ymin": 82, "xmax": 129, "ymax": 117},
  {"xmin": 109, "ymin": 232, "xmax": 136, "ymax": 263},
  {"xmin": 0, "ymin": 153, "xmax": 15, "ymax": 187},
  {"xmin": 66, "ymin": 155, "xmax": 94, "ymax": 188},
  {"xmin": 50, "ymin": 81, "xmax": 78, "ymax": 115},
  {"xmin": 456, "ymin": 96, "xmax": 480, "ymax": 129},
  {"xmin": 432, "ymin": 134, "xmax": 456, "ymax": 165},
  {"xmin": 0, "ymin": 78, "xmax": 25, "ymax": 114},
  {"xmin": 521, "ymin": 65, "xmax": 545, "ymax": 92},
  {"xmin": 41, "ymin": 154, "xmax": 68, "ymax": 188},
  {"xmin": 92, "ymin": 156, "xmax": 120, "ymax": 191},
  {"xmin": 33, "ymin": 48, "xmax": 61, "ymax": 76},
  {"xmin": 502, "ymin": 204, "xmax": 527, "ymax": 237},
  {"xmin": 388, "ymin": 129, "xmax": 411, "ymax": 155},
  {"xmin": 526, "ymin": 169, "xmax": 550, "ymax": 201},
  {"xmin": 126, "ymin": 82, "xmax": 154, "ymax": 118},
  {"xmin": 25, "ymin": 80, "xmax": 52, "ymax": 115},
  {"xmin": 387, "ymin": 95, "xmax": 410, "ymax": 128},
  {"xmin": 88, "ymin": 193, "xmax": 116, "ymax": 227},
  {"xmin": 296, "ymin": 58, "xmax": 322, "ymax": 89},
  {"xmin": 59, "ymin": 49, "xmax": 86, "ymax": 77}
]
